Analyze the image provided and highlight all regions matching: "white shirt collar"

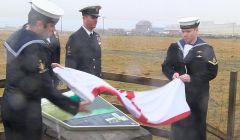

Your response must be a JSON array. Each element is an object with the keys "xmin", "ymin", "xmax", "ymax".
[
  {"xmin": 82, "ymin": 26, "xmax": 93, "ymax": 37},
  {"xmin": 46, "ymin": 38, "xmax": 51, "ymax": 43},
  {"xmin": 183, "ymin": 44, "xmax": 193, "ymax": 58}
]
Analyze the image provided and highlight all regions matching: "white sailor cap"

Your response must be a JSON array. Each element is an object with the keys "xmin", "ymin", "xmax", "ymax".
[
  {"xmin": 30, "ymin": 0, "xmax": 64, "ymax": 19},
  {"xmin": 178, "ymin": 17, "xmax": 200, "ymax": 29},
  {"xmin": 79, "ymin": 5, "xmax": 101, "ymax": 17}
]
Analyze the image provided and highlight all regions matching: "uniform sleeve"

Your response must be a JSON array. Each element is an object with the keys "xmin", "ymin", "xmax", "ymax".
[
  {"xmin": 65, "ymin": 35, "xmax": 78, "ymax": 69},
  {"xmin": 56, "ymin": 45, "xmax": 60, "ymax": 64},
  {"xmin": 162, "ymin": 44, "xmax": 176, "ymax": 80},
  {"xmin": 190, "ymin": 46, "xmax": 218, "ymax": 83},
  {"xmin": 53, "ymin": 39, "xmax": 61, "ymax": 64},
  {"xmin": 50, "ymin": 35, "xmax": 61, "ymax": 87},
  {"xmin": 55, "ymin": 34, "xmax": 61, "ymax": 64},
  {"xmin": 19, "ymin": 44, "xmax": 80, "ymax": 115},
  {"xmin": 41, "ymin": 74, "xmax": 80, "ymax": 115},
  {"xmin": 49, "ymin": 34, "xmax": 61, "ymax": 64}
]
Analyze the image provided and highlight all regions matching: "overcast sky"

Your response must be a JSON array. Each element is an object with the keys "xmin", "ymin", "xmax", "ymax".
[{"xmin": 0, "ymin": 0, "xmax": 240, "ymax": 30}]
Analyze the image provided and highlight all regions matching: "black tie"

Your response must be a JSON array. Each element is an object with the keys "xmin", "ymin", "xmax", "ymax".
[{"xmin": 90, "ymin": 33, "xmax": 93, "ymax": 38}]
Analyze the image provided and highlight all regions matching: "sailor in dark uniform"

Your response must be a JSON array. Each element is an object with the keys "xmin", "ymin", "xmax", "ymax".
[
  {"xmin": 1, "ymin": 0, "xmax": 90, "ymax": 140},
  {"xmin": 46, "ymin": 29, "xmax": 61, "ymax": 87},
  {"xmin": 162, "ymin": 17, "xmax": 218, "ymax": 140},
  {"xmin": 46, "ymin": 29, "xmax": 61, "ymax": 64},
  {"xmin": 65, "ymin": 5, "xmax": 102, "ymax": 77}
]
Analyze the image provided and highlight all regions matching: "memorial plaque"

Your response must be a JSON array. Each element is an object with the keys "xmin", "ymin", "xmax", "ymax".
[{"xmin": 41, "ymin": 91, "xmax": 140, "ymax": 130}]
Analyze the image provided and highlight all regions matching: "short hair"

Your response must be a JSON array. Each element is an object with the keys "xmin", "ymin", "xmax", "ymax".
[{"xmin": 28, "ymin": 8, "xmax": 59, "ymax": 26}]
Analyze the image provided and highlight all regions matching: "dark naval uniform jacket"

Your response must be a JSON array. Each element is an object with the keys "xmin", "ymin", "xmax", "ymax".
[
  {"xmin": 1, "ymin": 26, "xmax": 79, "ymax": 140},
  {"xmin": 46, "ymin": 31, "xmax": 61, "ymax": 87},
  {"xmin": 162, "ymin": 37, "xmax": 218, "ymax": 140},
  {"xmin": 65, "ymin": 27, "xmax": 102, "ymax": 77},
  {"xmin": 47, "ymin": 31, "xmax": 60, "ymax": 64}
]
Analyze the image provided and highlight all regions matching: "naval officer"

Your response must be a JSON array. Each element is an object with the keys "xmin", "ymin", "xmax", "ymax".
[
  {"xmin": 65, "ymin": 5, "xmax": 102, "ymax": 77},
  {"xmin": 46, "ymin": 29, "xmax": 61, "ymax": 87}
]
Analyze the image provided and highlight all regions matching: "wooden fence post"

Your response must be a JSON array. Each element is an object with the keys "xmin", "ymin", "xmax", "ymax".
[{"xmin": 227, "ymin": 71, "xmax": 238, "ymax": 140}]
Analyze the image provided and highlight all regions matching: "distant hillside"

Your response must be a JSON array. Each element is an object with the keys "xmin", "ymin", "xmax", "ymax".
[
  {"xmin": 0, "ymin": 26, "xmax": 19, "ymax": 31},
  {"xmin": 166, "ymin": 21, "xmax": 240, "ymax": 35}
]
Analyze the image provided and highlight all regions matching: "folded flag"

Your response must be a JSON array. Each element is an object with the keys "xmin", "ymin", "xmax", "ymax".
[{"xmin": 53, "ymin": 67, "xmax": 190, "ymax": 125}]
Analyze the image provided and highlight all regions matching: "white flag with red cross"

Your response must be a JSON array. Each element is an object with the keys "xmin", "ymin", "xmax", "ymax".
[{"xmin": 53, "ymin": 67, "xmax": 190, "ymax": 125}]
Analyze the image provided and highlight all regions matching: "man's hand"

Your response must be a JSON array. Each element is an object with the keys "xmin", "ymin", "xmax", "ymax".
[
  {"xmin": 179, "ymin": 74, "xmax": 191, "ymax": 82},
  {"xmin": 79, "ymin": 101, "xmax": 91, "ymax": 112},
  {"xmin": 172, "ymin": 72, "xmax": 180, "ymax": 79},
  {"xmin": 51, "ymin": 63, "xmax": 63, "ymax": 68}
]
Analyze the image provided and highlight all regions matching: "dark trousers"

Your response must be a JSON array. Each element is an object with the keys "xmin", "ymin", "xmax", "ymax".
[
  {"xmin": 170, "ymin": 92, "xmax": 209, "ymax": 140},
  {"xmin": 2, "ymin": 93, "xmax": 42, "ymax": 140},
  {"xmin": 170, "ymin": 112, "xmax": 207, "ymax": 140},
  {"xmin": 3, "ymin": 119, "xmax": 42, "ymax": 140}
]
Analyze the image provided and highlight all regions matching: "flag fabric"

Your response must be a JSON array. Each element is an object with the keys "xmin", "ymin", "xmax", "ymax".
[{"xmin": 53, "ymin": 67, "xmax": 190, "ymax": 125}]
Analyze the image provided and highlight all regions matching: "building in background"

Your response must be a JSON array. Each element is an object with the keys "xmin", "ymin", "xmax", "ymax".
[{"xmin": 132, "ymin": 20, "xmax": 152, "ymax": 35}]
